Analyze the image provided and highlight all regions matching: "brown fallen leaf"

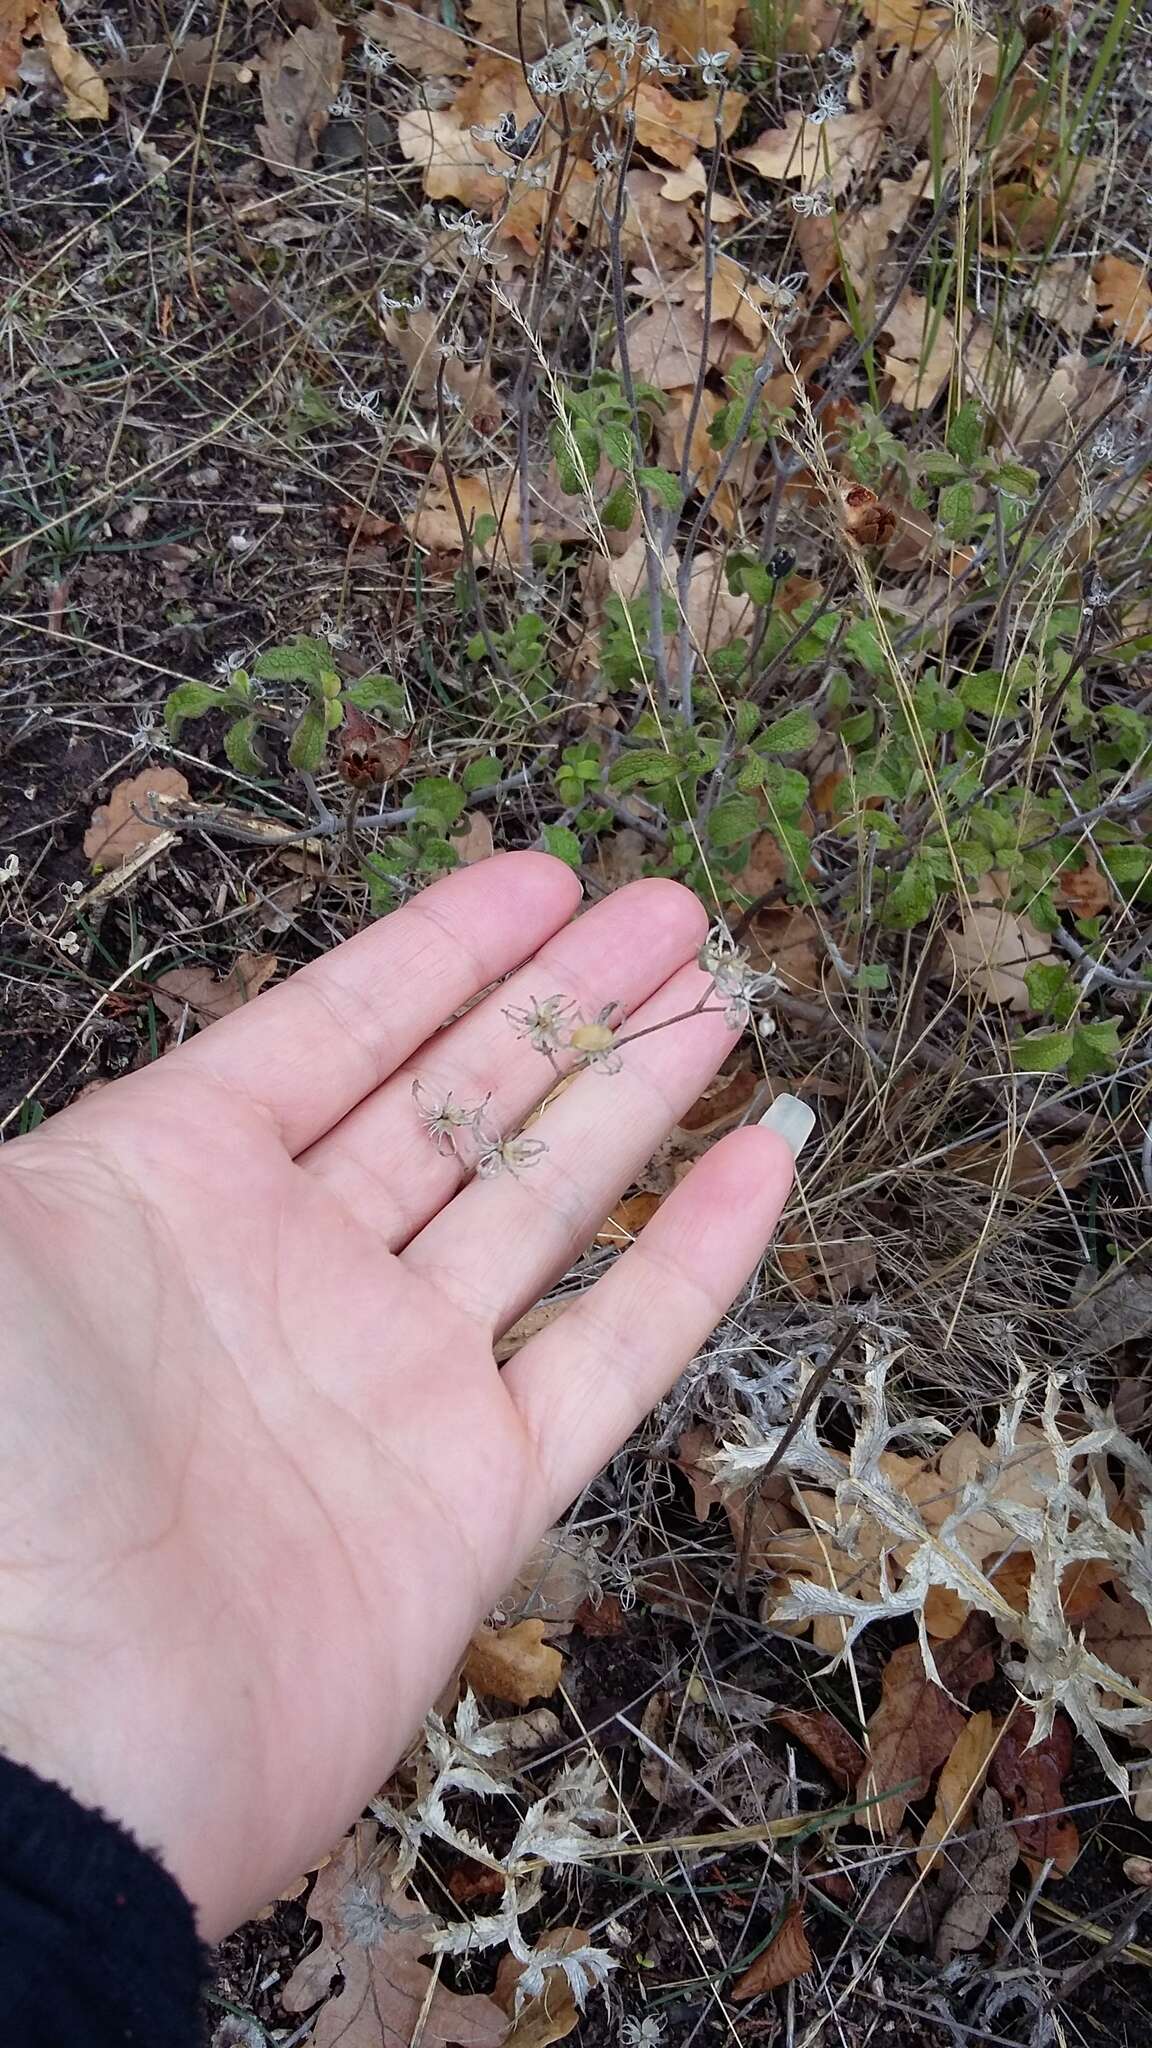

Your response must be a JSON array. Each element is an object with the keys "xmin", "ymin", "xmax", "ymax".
[
  {"xmin": 464, "ymin": 1620, "xmax": 564, "ymax": 1705},
  {"xmin": 406, "ymin": 469, "xmax": 584, "ymax": 556},
  {"xmin": 84, "ymin": 766, "xmax": 191, "ymax": 869},
  {"xmin": 736, "ymin": 108, "xmax": 883, "ymax": 200},
  {"xmin": 934, "ymin": 1786, "xmax": 1018, "ymax": 1962},
  {"xmin": 859, "ymin": 0, "xmax": 952, "ymax": 48},
  {"xmin": 100, "ymin": 35, "xmax": 254, "ymax": 86},
  {"xmin": 951, "ymin": 1133, "xmax": 1093, "ymax": 1197},
  {"xmin": 1031, "ymin": 258, "xmax": 1096, "ymax": 340},
  {"xmin": 256, "ymin": 5, "xmax": 343, "ymax": 174},
  {"xmin": 1058, "ymin": 859, "xmax": 1113, "ymax": 918},
  {"xmin": 918, "ymin": 1711, "xmax": 998, "ymax": 1872},
  {"xmin": 595, "ymin": 1190, "xmax": 662, "ymax": 1245},
  {"xmin": 881, "ymin": 288, "xmax": 957, "ymax": 410},
  {"xmin": 775, "ymin": 1707, "xmax": 867, "ymax": 1793},
  {"xmin": 152, "ymin": 951, "xmax": 279, "ymax": 1028},
  {"xmin": 675, "ymin": 1425, "xmax": 725, "ymax": 1520},
  {"xmin": 943, "ymin": 870, "xmax": 1058, "ymax": 1013},
  {"xmin": 731, "ymin": 1901, "xmax": 814, "ymax": 1999},
  {"xmin": 1, "ymin": 0, "xmax": 36, "ymax": 98},
  {"xmin": 362, "ymin": 2, "xmax": 468, "ymax": 74},
  {"xmin": 859, "ymin": 1617, "xmax": 995, "ymax": 1837},
  {"xmin": 632, "ymin": 79, "xmax": 744, "ymax": 170},
  {"xmin": 386, "ymin": 308, "xmax": 503, "ymax": 431},
  {"xmin": 496, "ymin": 1530, "xmax": 601, "ymax": 1629},
  {"xmin": 1071, "ymin": 1265, "xmax": 1152, "ymax": 1357},
  {"xmin": 39, "ymin": 4, "xmax": 109, "ymax": 117},
  {"xmin": 281, "ymin": 1824, "xmax": 509, "ymax": 2047},
  {"xmin": 465, "ymin": 0, "xmax": 566, "ymax": 58},
  {"xmin": 492, "ymin": 1925, "xmax": 585, "ymax": 2046},
  {"xmin": 678, "ymin": 1063, "xmax": 760, "ymax": 1136},
  {"xmin": 987, "ymin": 1708, "xmax": 1078, "ymax": 1877},
  {"xmin": 1093, "ymin": 255, "xmax": 1152, "ymax": 353},
  {"xmin": 638, "ymin": 0, "xmax": 739, "ymax": 63}
]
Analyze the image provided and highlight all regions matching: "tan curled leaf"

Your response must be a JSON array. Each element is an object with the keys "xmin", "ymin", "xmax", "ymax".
[
  {"xmin": 495, "ymin": 1529, "xmax": 601, "ymax": 1629},
  {"xmin": 595, "ymin": 1190, "xmax": 662, "ymax": 1245},
  {"xmin": 859, "ymin": 0, "xmax": 952, "ymax": 48},
  {"xmin": 632, "ymin": 79, "xmax": 744, "ymax": 169},
  {"xmin": 1031, "ymin": 259, "xmax": 1096, "ymax": 340},
  {"xmin": 1093, "ymin": 256, "xmax": 1152, "ymax": 353},
  {"xmin": 464, "ymin": 1620, "xmax": 564, "ymax": 1705},
  {"xmin": 256, "ymin": 6, "xmax": 343, "ymax": 174},
  {"xmin": 84, "ymin": 766, "xmax": 191, "ymax": 869},
  {"xmin": 943, "ymin": 871, "xmax": 1058, "ymax": 1013},
  {"xmin": 464, "ymin": 0, "xmax": 567, "ymax": 59},
  {"xmin": 396, "ymin": 103, "xmax": 497, "ymax": 207},
  {"xmin": 362, "ymin": 2, "xmax": 468, "ymax": 74},
  {"xmin": 39, "ymin": 5, "xmax": 109, "ymax": 117},
  {"xmin": 918, "ymin": 1711, "xmax": 998, "ymax": 1871},
  {"xmin": 987, "ymin": 1707, "xmax": 1079, "ymax": 1876},
  {"xmin": 152, "ymin": 951, "xmax": 279, "ymax": 1027},
  {"xmin": 493, "ymin": 1926, "xmax": 584, "ymax": 2046},
  {"xmin": 881, "ymin": 288, "xmax": 957, "ymax": 410},
  {"xmin": 449, "ymin": 812, "xmax": 495, "ymax": 864},
  {"xmin": 731, "ymin": 1901, "xmax": 814, "ymax": 1999},
  {"xmin": 934, "ymin": 1786, "xmax": 1018, "ymax": 1963},
  {"xmin": 736, "ymin": 108, "xmax": 883, "ymax": 199},
  {"xmin": 674, "ymin": 1426, "xmax": 725, "ymax": 1519},
  {"xmin": 638, "ymin": 0, "xmax": 739, "ymax": 64},
  {"xmin": 1, "ymin": 0, "xmax": 37, "ymax": 97},
  {"xmin": 283, "ymin": 1826, "xmax": 509, "ymax": 2048}
]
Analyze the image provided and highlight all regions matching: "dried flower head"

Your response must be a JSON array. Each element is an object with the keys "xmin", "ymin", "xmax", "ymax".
[
  {"xmin": 412, "ymin": 1078, "xmax": 491, "ymax": 1156},
  {"xmin": 790, "ymin": 183, "xmax": 833, "ymax": 217},
  {"xmin": 695, "ymin": 46, "xmax": 731, "ymax": 86},
  {"xmin": 503, "ymin": 994, "xmax": 576, "ymax": 1058},
  {"xmin": 568, "ymin": 1003, "xmax": 624, "ymax": 1073},
  {"xmin": 698, "ymin": 926, "xmax": 782, "ymax": 1029},
  {"xmin": 475, "ymin": 1132, "xmax": 548, "ymax": 1178},
  {"xmin": 807, "ymin": 84, "xmax": 846, "ymax": 124}
]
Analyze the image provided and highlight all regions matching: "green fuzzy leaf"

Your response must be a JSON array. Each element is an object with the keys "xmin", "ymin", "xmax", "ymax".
[
  {"xmin": 541, "ymin": 823, "xmax": 584, "ymax": 868},
  {"xmin": 918, "ymin": 450, "xmax": 967, "ymax": 482},
  {"xmin": 755, "ymin": 761, "xmax": 809, "ymax": 817},
  {"xmin": 411, "ymin": 776, "xmax": 465, "ymax": 826},
  {"xmin": 165, "ymin": 681, "xmax": 228, "ymax": 734},
  {"xmin": 288, "ymin": 704, "xmax": 328, "ymax": 775},
  {"xmin": 843, "ymin": 617, "xmax": 888, "ymax": 678},
  {"xmin": 840, "ymin": 710, "xmax": 875, "ymax": 746},
  {"xmin": 737, "ymin": 561, "xmax": 776, "ymax": 606},
  {"xmin": 733, "ymin": 700, "xmax": 761, "ymax": 743},
  {"xmin": 1013, "ymin": 1028, "xmax": 1074, "ymax": 1073},
  {"xmin": 608, "ymin": 748, "xmax": 679, "ymax": 791},
  {"xmin": 760, "ymin": 707, "xmax": 819, "ymax": 755},
  {"xmin": 345, "ymin": 672, "xmax": 407, "ymax": 720},
  {"xmin": 253, "ymin": 637, "xmax": 332, "ymax": 686},
  {"xmin": 1024, "ymin": 961, "xmax": 1077, "ymax": 1021},
  {"xmin": 946, "ymin": 399, "xmax": 983, "ymax": 466},
  {"xmin": 960, "ymin": 670, "xmax": 1022, "ymax": 718},
  {"xmin": 939, "ymin": 480, "xmax": 976, "ymax": 540},
  {"xmin": 769, "ymin": 818, "xmax": 812, "ymax": 883},
  {"xmin": 709, "ymin": 640, "xmax": 749, "ymax": 678},
  {"xmin": 708, "ymin": 792, "xmax": 760, "ymax": 849},
  {"xmin": 854, "ymin": 963, "xmax": 890, "ymax": 991},
  {"xmin": 223, "ymin": 714, "xmax": 265, "ymax": 777},
  {"xmin": 1102, "ymin": 842, "xmax": 1152, "ymax": 889},
  {"xmin": 883, "ymin": 855, "xmax": 942, "ymax": 929},
  {"xmin": 601, "ymin": 481, "xmax": 638, "ymax": 531},
  {"xmin": 463, "ymin": 754, "xmax": 502, "ymax": 793},
  {"xmin": 598, "ymin": 420, "xmax": 634, "ymax": 471},
  {"xmin": 637, "ymin": 466, "xmax": 682, "ymax": 512},
  {"xmin": 994, "ymin": 461, "xmax": 1039, "ymax": 501},
  {"xmin": 473, "ymin": 513, "xmax": 498, "ymax": 548},
  {"xmin": 324, "ymin": 698, "xmax": 344, "ymax": 731},
  {"xmin": 1068, "ymin": 1019, "xmax": 1124, "ymax": 1086}
]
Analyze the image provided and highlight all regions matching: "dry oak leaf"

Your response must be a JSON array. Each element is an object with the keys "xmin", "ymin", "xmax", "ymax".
[
  {"xmin": 675, "ymin": 1425, "xmax": 726, "ymax": 1521},
  {"xmin": 943, "ymin": 870, "xmax": 1058, "ymax": 1013},
  {"xmin": 1030, "ymin": 257, "xmax": 1096, "ymax": 339},
  {"xmin": 736, "ymin": 108, "xmax": 883, "ymax": 200},
  {"xmin": 731, "ymin": 1900, "xmax": 814, "ymax": 1999},
  {"xmin": 39, "ymin": 5, "xmax": 109, "ymax": 117},
  {"xmin": 595, "ymin": 1190, "xmax": 662, "ymax": 1245},
  {"xmin": 1082, "ymin": 1585, "xmax": 1152, "ymax": 1746},
  {"xmin": 656, "ymin": 155, "xmax": 743, "ymax": 223},
  {"xmin": 396, "ymin": 104, "xmax": 499, "ymax": 210},
  {"xmin": 838, "ymin": 161, "xmax": 933, "ymax": 298},
  {"xmin": 152, "ymin": 952, "xmax": 279, "ymax": 1028},
  {"xmin": 639, "ymin": 0, "xmax": 739, "ymax": 65},
  {"xmin": 951, "ymin": 1132, "xmax": 1092, "ymax": 1198},
  {"xmin": 859, "ymin": 0, "xmax": 952, "ymax": 49},
  {"xmin": 881, "ymin": 288, "xmax": 958, "ymax": 410},
  {"xmin": 464, "ymin": 1620, "xmax": 564, "ymax": 1705},
  {"xmin": 465, "ymin": 0, "xmax": 567, "ymax": 59},
  {"xmin": 84, "ymin": 766, "xmax": 191, "ymax": 869},
  {"xmin": 1, "ymin": 0, "xmax": 37, "ymax": 98},
  {"xmin": 918, "ymin": 1711, "xmax": 998, "ymax": 1872},
  {"xmin": 405, "ymin": 470, "xmax": 584, "ymax": 556},
  {"xmin": 256, "ymin": 5, "xmax": 343, "ymax": 172},
  {"xmin": 362, "ymin": 2, "xmax": 468, "ymax": 75},
  {"xmin": 496, "ymin": 1530, "xmax": 602, "ymax": 1629},
  {"xmin": 386, "ymin": 308, "xmax": 503, "ymax": 430},
  {"xmin": 632, "ymin": 79, "xmax": 744, "ymax": 170},
  {"xmin": 859, "ymin": 1617, "xmax": 995, "ymax": 1837},
  {"xmin": 100, "ymin": 34, "xmax": 255, "ymax": 87},
  {"xmin": 1093, "ymin": 256, "xmax": 1152, "ymax": 353},
  {"xmin": 449, "ymin": 811, "xmax": 495, "ymax": 864},
  {"xmin": 282, "ymin": 1825, "xmax": 509, "ymax": 2048},
  {"xmin": 493, "ymin": 1926, "xmax": 586, "ymax": 2047},
  {"xmin": 934, "ymin": 1786, "xmax": 1018, "ymax": 1963},
  {"xmin": 774, "ymin": 1708, "xmax": 867, "ymax": 1793},
  {"xmin": 1058, "ymin": 858, "xmax": 1113, "ymax": 918},
  {"xmin": 987, "ymin": 1707, "xmax": 1079, "ymax": 1877}
]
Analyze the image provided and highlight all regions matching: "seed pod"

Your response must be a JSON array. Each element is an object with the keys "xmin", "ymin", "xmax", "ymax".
[
  {"xmin": 767, "ymin": 546, "xmax": 796, "ymax": 581},
  {"xmin": 337, "ymin": 706, "xmax": 413, "ymax": 789},
  {"xmin": 1021, "ymin": 3, "xmax": 1059, "ymax": 45},
  {"xmin": 839, "ymin": 484, "xmax": 896, "ymax": 549}
]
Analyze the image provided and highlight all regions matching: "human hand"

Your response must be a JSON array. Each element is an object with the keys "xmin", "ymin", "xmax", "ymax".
[{"xmin": 0, "ymin": 855, "xmax": 796, "ymax": 1937}]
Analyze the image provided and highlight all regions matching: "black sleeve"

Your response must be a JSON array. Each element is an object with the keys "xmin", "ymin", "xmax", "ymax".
[{"xmin": 1, "ymin": 1752, "xmax": 208, "ymax": 2044}]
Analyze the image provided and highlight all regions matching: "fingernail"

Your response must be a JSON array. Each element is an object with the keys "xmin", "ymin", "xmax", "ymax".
[{"xmin": 759, "ymin": 1093, "xmax": 815, "ymax": 1157}]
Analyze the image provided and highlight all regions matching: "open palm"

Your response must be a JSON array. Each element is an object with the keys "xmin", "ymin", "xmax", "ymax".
[{"xmin": 0, "ymin": 855, "xmax": 794, "ymax": 1937}]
